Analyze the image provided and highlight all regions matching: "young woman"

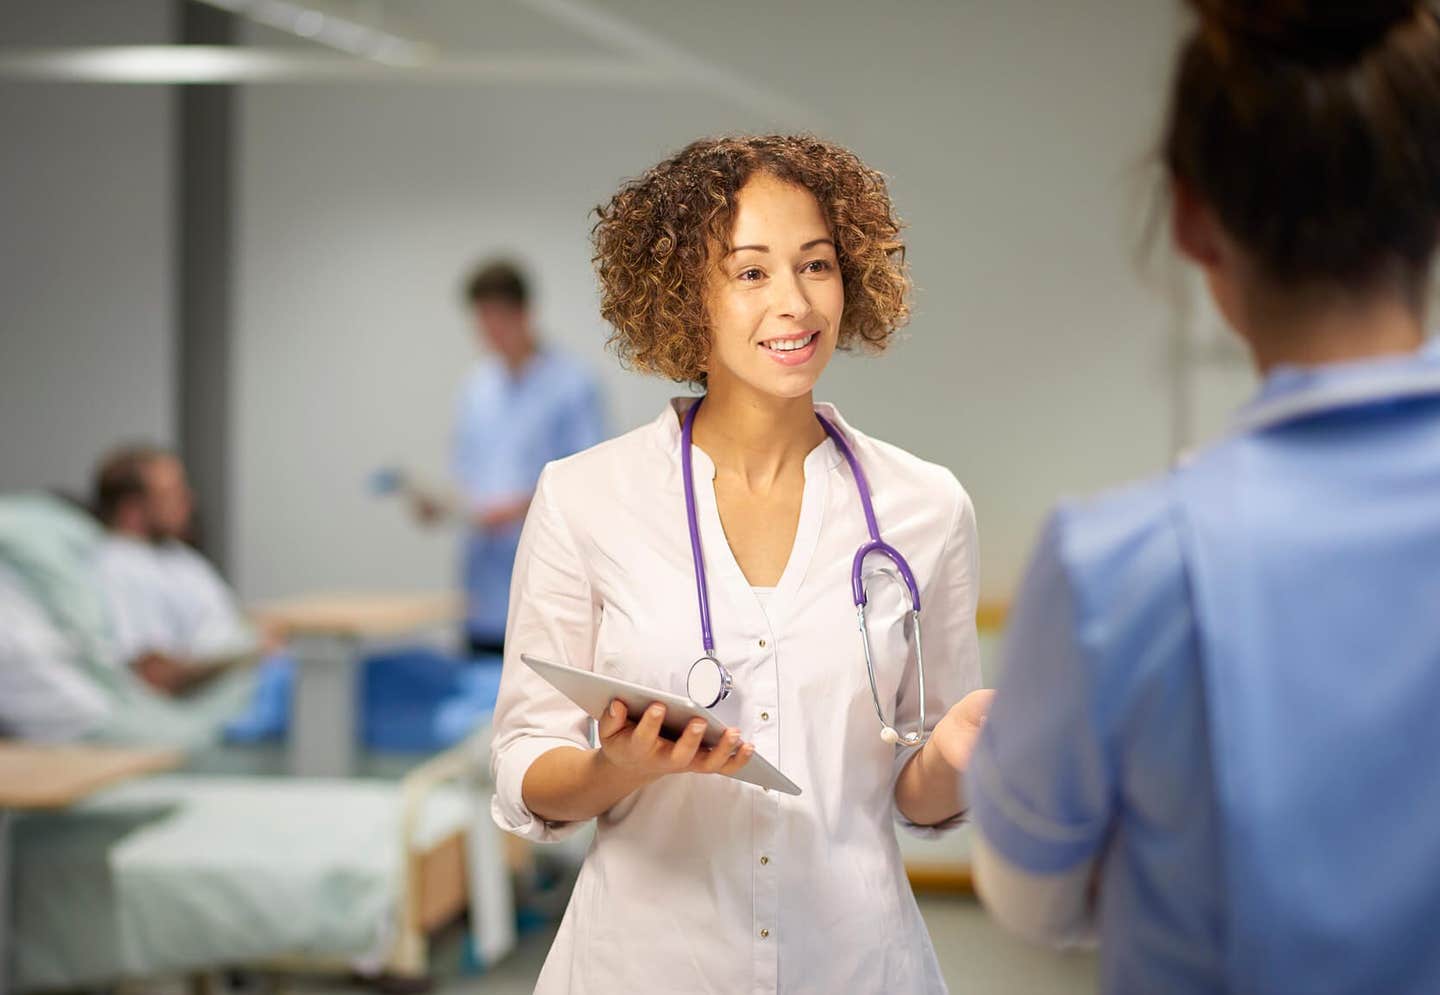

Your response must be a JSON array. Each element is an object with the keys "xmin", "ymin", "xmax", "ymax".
[
  {"xmin": 489, "ymin": 135, "xmax": 992, "ymax": 993},
  {"xmin": 970, "ymin": 2, "xmax": 1440, "ymax": 992}
]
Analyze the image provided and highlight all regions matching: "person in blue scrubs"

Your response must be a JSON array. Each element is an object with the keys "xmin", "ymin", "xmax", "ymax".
[
  {"xmin": 969, "ymin": 2, "xmax": 1440, "ymax": 992},
  {"xmin": 426, "ymin": 260, "xmax": 605, "ymax": 657}
]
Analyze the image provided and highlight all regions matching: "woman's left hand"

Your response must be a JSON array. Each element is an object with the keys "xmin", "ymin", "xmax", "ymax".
[{"xmin": 927, "ymin": 688, "xmax": 996, "ymax": 774}]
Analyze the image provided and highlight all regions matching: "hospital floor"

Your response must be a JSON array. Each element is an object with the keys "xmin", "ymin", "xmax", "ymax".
[{"xmin": 284, "ymin": 894, "xmax": 1097, "ymax": 994}]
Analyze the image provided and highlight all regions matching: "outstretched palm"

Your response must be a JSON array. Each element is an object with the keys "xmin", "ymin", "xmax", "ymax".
[{"xmin": 929, "ymin": 688, "xmax": 996, "ymax": 773}]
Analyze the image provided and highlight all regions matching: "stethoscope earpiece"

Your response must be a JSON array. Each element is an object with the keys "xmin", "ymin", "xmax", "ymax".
[{"xmin": 880, "ymin": 726, "xmax": 901, "ymax": 745}]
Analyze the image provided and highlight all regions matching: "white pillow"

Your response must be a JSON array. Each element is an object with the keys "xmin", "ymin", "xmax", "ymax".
[{"xmin": 0, "ymin": 562, "xmax": 111, "ymax": 741}]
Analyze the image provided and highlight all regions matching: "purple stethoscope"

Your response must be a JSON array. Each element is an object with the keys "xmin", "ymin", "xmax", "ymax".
[{"xmin": 680, "ymin": 398, "xmax": 929, "ymax": 746}]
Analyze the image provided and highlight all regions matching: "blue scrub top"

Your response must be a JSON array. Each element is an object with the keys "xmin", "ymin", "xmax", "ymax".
[
  {"xmin": 452, "ymin": 350, "xmax": 605, "ymax": 642},
  {"xmin": 972, "ymin": 339, "xmax": 1440, "ymax": 994}
]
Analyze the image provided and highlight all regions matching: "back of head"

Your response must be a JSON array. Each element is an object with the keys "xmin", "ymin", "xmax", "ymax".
[{"xmin": 1165, "ymin": 0, "xmax": 1440, "ymax": 296}]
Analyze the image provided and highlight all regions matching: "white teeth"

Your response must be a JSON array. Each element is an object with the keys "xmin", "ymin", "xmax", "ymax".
[{"xmin": 764, "ymin": 334, "xmax": 816, "ymax": 352}]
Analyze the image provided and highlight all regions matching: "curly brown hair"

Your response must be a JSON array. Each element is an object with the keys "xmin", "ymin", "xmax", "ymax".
[{"xmin": 592, "ymin": 135, "xmax": 910, "ymax": 384}]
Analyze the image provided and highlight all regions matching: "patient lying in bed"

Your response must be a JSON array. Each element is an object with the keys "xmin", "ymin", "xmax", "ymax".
[
  {"xmin": 89, "ymin": 446, "xmax": 291, "ymax": 739},
  {"xmin": 0, "ymin": 457, "xmax": 284, "ymax": 746},
  {"xmin": 91, "ymin": 445, "xmax": 285, "ymax": 695}
]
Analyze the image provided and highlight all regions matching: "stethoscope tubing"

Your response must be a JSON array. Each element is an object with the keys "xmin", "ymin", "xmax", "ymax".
[{"xmin": 680, "ymin": 397, "xmax": 927, "ymax": 744}]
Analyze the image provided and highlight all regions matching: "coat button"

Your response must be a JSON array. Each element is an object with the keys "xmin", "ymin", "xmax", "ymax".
[
  {"xmin": 760, "ymin": 856, "xmax": 770, "ymax": 865},
  {"xmin": 760, "ymin": 928, "xmax": 770, "ymax": 939}
]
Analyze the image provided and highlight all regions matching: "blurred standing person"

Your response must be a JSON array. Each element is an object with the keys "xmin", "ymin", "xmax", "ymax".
[{"xmin": 422, "ymin": 260, "xmax": 605, "ymax": 658}]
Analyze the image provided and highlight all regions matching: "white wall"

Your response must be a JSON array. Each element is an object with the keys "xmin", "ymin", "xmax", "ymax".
[
  {"xmin": 232, "ymin": 0, "xmax": 1198, "ymax": 603},
  {"xmin": 0, "ymin": 0, "xmax": 175, "ymax": 498}
]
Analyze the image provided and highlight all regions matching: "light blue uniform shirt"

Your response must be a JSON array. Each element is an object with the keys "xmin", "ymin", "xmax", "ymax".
[
  {"xmin": 452, "ymin": 350, "xmax": 604, "ymax": 642},
  {"xmin": 972, "ymin": 339, "xmax": 1440, "ymax": 994}
]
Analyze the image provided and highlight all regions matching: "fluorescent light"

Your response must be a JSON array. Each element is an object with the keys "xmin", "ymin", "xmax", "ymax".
[
  {"xmin": 0, "ymin": 47, "xmax": 281, "ymax": 83},
  {"xmin": 0, "ymin": 46, "xmax": 679, "ymax": 84}
]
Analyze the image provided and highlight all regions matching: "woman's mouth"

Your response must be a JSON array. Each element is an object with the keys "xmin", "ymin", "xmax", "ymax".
[{"xmin": 760, "ymin": 332, "xmax": 820, "ymax": 366}]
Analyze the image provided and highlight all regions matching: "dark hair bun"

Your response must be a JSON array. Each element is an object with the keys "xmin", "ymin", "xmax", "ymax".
[
  {"xmin": 1166, "ymin": 0, "xmax": 1440, "ymax": 289},
  {"xmin": 1192, "ymin": 0, "xmax": 1428, "ymax": 62}
]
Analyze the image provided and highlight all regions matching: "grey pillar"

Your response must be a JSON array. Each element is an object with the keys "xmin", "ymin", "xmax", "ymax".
[
  {"xmin": 0, "ymin": 809, "xmax": 15, "ymax": 995},
  {"xmin": 174, "ymin": 1, "xmax": 236, "ymax": 570}
]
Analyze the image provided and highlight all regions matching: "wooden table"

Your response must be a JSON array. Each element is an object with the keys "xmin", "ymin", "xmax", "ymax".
[
  {"xmin": 0, "ymin": 742, "xmax": 181, "ymax": 995},
  {"xmin": 252, "ymin": 592, "xmax": 462, "ymax": 777}
]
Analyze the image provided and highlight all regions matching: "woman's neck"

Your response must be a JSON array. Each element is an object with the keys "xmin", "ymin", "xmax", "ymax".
[
  {"xmin": 691, "ymin": 380, "xmax": 827, "ymax": 491},
  {"xmin": 1245, "ymin": 292, "xmax": 1426, "ymax": 375}
]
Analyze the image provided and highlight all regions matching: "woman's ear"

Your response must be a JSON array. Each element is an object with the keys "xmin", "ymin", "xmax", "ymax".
[{"xmin": 1171, "ymin": 179, "xmax": 1223, "ymax": 269}]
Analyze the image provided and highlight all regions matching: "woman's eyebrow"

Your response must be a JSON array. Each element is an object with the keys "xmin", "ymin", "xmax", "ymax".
[{"xmin": 725, "ymin": 237, "xmax": 834, "ymax": 257}]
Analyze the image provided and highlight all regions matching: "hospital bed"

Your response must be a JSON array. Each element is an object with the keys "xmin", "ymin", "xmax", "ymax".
[
  {"xmin": 9, "ymin": 731, "xmax": 514, "ymax": 993},
  {"xmin": 0, "ymin": 495, "xmax": 515, "ymax": 989}
]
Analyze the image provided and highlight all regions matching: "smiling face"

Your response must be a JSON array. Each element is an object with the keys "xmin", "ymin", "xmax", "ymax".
[{"xmin": 701, "ymin": 173, "xmax": 844, "ymax": 402}]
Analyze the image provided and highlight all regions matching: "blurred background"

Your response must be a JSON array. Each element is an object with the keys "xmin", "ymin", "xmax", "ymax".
[{"xmin": 0, "ymin": 1, "xmax": 1259, "ymax": 992}]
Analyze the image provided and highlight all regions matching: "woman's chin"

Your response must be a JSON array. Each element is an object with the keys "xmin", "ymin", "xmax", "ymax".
[
  {"xmin": 707, "ymin": 349, "xmax": 833, "ymax": 403},
  {"xmin": 748, "ymin": 353, "xmax": 832, "ymax": 400},
  {"xmin": 751, "ymin": 370, "xmax": 824, "ymax": 401}
]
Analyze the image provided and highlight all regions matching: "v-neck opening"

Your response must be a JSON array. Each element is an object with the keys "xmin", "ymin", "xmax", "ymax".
[{"xmin": 687, "ymin": 439, "xmax": 833, "ymax": 637}]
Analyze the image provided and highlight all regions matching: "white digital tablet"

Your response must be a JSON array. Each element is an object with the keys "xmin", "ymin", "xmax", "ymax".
[{"xmin": 521, "ymin": 654, "xmax": 801, "ymax": 796}]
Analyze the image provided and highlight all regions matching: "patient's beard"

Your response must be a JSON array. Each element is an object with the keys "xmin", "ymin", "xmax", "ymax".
[{"xmin": 145, "ymin": 520, "xmax": 177, "ymax": 545}]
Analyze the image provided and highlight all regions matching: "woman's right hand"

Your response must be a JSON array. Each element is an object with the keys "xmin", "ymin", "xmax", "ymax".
[{"xmin": 596, "ymin": 699, "xmax": 755, "ymax": 781}]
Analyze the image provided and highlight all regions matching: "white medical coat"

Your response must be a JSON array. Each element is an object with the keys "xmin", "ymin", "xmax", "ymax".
[{"xmin": 490, "ymin": 399, "xmax": 981, "ymax": 994}]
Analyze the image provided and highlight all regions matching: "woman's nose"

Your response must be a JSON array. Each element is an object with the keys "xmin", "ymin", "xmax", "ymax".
[{"xmin": 772, "ymin": 271, "xmax": 813, "ymax": 322}]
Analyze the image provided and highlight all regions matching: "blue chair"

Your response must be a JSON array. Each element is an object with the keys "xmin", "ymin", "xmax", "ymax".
[{"xmin": 361, "ymin": 648, "xmax": 503, "ymax": 753}]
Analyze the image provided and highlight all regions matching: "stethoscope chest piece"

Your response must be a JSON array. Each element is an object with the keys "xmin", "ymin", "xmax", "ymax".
[{"xmin": 687, "ymin": 655, "xmax": 733, "ymax": 709}]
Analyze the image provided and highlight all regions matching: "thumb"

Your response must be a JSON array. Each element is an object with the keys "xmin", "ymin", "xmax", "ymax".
[
  {"xmin": 961, "ymin": 688, "xmax": 997, "ymax": 726},
  {"xmin": 597, "ymin": 699, "xmax": 627, "ymax": 738}
]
